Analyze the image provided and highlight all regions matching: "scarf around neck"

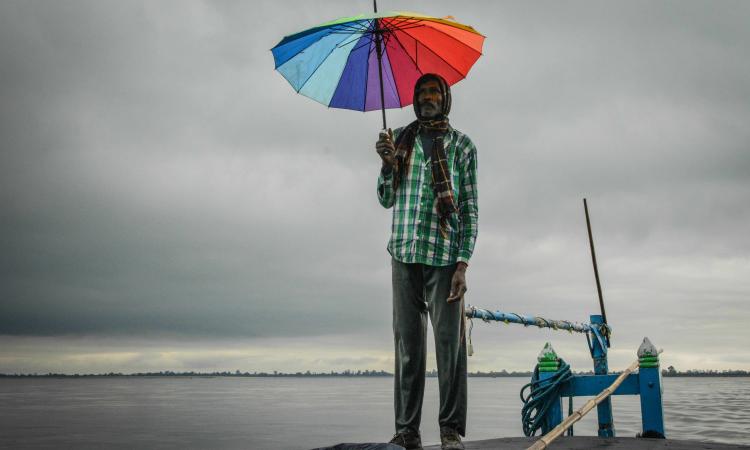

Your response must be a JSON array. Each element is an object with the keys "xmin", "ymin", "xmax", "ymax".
[{"xmin": 392, "ymin": 117, "xmax": 457, "ymax": 239}]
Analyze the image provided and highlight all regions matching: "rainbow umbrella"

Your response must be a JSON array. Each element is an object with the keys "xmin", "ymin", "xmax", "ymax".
[{"xmin": 271, "ymin": 7, "xmax": 484, "ymax": 129}]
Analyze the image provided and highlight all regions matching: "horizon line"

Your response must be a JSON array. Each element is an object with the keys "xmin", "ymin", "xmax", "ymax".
[{"xmin": 2, "ymin": 368, "xmax": 750, "ymax": 378}]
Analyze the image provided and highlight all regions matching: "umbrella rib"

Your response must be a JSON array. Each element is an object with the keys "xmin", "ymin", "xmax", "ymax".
[
  {"xmin": 352, "ymin": 34, "xmax": 375, "ymax": 53},
  {"xmin": 390, "ymin": 29, "xmax": 424, "ymax": 81},
  {"xmin": 277, "ymin": 21, "xmax": 362, "ymax": 65},
  {"xmin": 362, "ymin": 24, "xmax": 371, "ymax": 112},
  {"xmin": 386, "ymin": 23, "xmax": 429, "ymax": 32},
  {"xmin": 386, "ymin": 16, "xmax": 465, "ymax": 33},
  {"xmin": 380, "ymin": 17, "xmax": 412, "ymax": 32},
  {"xmin": 380, "ymin": 32, "xmax": 402, "ymax": 108},
  {"xmin": 337, "ymin": 34, "xmax": 367, "ymax": 49},
  {"xmin": 397, "ymin": 26, "xmax": 477, "ymax": 78},
  {"xmin": 382, "ymin": 16, "xmax": 424, "ymax": 31},
  {"xmin": 274, "ymin": 30, "xmax": 334, "ymax": 70},
  {"xmin": 380, "ymin": 20, "xmax": 427, "ymax": 35},
  {"xmin": 329, "ymin": 21, "xmax": 371, "ymax": 34},
  {"xmin": 327, "ymin": 30, "xmax": 367, "ymax": 35},
  {"xmin": 328, "ymin": 28, "xmax": 368, "ymax": 35},
  {"xmin": 295, "ymin": 34, "xmax": 351, "ymax": 94},
  {"xmin": 333, "ymin": 23, "xmax": 367, "ymax": 31},
  {"xmin": 418, "ymin": 16, "xmax": 482, "ymax": 35},
  {"xmin": 417, "ymin": 21, "xmax": 483, "ymax": 56},
  {"xmin": 407, "ymin": 25, "xmax": 482, "ymax": 59},
  {"xmin": 372, "ymin": 28, "xmax": 397, "ymax": 56},
  {"xmin": 279, "ymin": 20, "xmax": 367, "ymax": 46},
  {"xmin": 329, "ymin": 30, "xmax": 370, "ymax": 107}
]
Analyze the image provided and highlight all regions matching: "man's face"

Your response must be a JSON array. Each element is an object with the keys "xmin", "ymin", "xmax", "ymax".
[{"xmin": 416, "ymin": 79, "xmax": 443, "ymax": 119}]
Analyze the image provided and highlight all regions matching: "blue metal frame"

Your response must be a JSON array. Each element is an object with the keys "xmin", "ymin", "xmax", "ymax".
[
  {"xmin": 465, "ymin": 306, "xmax": 665, "ymax": 438},
  {"xmin": 589, "ymin": 315, "xmax": 615, "ymax": 437},
  {"xmin": 537, "ymin": 370, "xmax": 563, "ymax": 434},
  {"xmin": 537, "ymin": 315, "xmax": 665, "ymax": 438},
  {"xmin": 638, "ymin": 365, "xmax": 665, "ymax": 438}
]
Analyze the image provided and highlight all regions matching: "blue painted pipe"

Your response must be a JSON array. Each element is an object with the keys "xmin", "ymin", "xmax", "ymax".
[{"xmin": 465, "ymin": 306, "xmax": 594, "ymax": 334}]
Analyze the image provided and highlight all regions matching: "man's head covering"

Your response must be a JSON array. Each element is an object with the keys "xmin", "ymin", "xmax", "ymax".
[{"xmin": 413, "ymin": 73, "xmax": 452, "ymax": 121}]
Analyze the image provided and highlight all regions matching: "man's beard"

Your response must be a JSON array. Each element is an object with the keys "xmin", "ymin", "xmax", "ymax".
[{"xmin": 420, "ymin": 102, "xmax": 439, "ymax": 118}]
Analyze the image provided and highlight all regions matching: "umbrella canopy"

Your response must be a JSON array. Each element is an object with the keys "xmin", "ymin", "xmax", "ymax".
[{"xmin": 271, "ymin": 11, "xmax": 484, "ymax": 115}]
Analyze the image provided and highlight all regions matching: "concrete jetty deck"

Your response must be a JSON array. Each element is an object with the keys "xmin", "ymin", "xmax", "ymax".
[{"xmin": 422, "ymin": 437, "xmax": 749, "ymax": 449}]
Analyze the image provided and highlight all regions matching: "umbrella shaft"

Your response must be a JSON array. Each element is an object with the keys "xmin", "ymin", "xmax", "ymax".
[{"xmin": 374, "ymin": 16, "xmax": 387, "ymax": 129}]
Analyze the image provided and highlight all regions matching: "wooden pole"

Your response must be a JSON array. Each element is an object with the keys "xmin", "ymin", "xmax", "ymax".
[{"xmin": 584, "ymin": 198, "xmax": 609, "ymax": 346}]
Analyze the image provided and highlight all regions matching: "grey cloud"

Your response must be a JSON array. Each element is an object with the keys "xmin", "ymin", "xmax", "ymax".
[{"xmin": 1, "ymin": 0, "xmax": 749, "ymax": 372}]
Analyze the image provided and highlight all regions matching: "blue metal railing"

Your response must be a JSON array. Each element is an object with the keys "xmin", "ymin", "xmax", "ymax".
[{"xmin": 465, "ymin": 306, "xmax": 665, "ymax": 439}]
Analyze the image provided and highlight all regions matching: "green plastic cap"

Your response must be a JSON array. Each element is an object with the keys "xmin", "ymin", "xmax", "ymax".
[
  {"xmin": 639, "ymin": 362, "xmax": 660, "ymax": 368},
  {"xmin": 538, "ymin": 342, "xmax": 559, "ymax": 362}
]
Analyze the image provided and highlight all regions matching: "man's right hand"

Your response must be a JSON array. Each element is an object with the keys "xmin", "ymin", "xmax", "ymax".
[{"xmin": 376, "ymin": 128, "xmax": 396, "ymax": 170}]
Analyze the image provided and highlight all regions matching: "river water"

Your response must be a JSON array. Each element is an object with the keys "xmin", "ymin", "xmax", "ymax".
[{"xmin": 1, "ymin": 377, "xmax": 748, "ymax": 449}]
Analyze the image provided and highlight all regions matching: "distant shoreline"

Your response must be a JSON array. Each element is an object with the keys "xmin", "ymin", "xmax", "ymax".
[{"xmin": 2, "ymin": 370, "xmax": 749, "ymax": 378}]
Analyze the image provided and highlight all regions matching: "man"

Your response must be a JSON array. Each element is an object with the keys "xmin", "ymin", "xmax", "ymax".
[{"xmin": 376, "ymin": 73, "xmax": 479, "ymax": 450}]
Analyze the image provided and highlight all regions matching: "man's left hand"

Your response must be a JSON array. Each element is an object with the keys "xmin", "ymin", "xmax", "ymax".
[{"xmin": 447, "ymin": 262, "xmax": 468, "ymax": 303}]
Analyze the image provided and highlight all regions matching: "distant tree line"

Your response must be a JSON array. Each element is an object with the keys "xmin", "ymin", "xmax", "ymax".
[
  {"xmin": 0, "ymin": 369, "xmax": 532, "ymax": 378},
  {"xmin": 467, "ymin": 370, "xmax": 533, "ymax": 377},
  {"xmin": 1, "ymin": 366, "xmax": 747, "ymax": 378},
  {"xmin": 661, "ymin": 366, "xmax": 750, "ymax": 377},
  {"xmin": 0, "ymin": 369, "xmax": 393, "ymax": 378}
]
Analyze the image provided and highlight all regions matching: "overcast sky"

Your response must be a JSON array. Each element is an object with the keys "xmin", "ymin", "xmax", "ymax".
[{"xmin": 1, "ymin": 0, "xmax": 749, "ymax": 375}]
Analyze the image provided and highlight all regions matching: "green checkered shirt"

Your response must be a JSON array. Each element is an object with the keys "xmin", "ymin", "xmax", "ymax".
[{"xmin": 377, "ymin": 125, "xmax": 478, "ymax": 267}]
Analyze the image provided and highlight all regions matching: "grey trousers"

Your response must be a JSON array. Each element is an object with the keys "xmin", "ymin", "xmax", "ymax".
[{"xmin": 392, "ymin": 258, "xmax": 467, "ymax": 436}]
